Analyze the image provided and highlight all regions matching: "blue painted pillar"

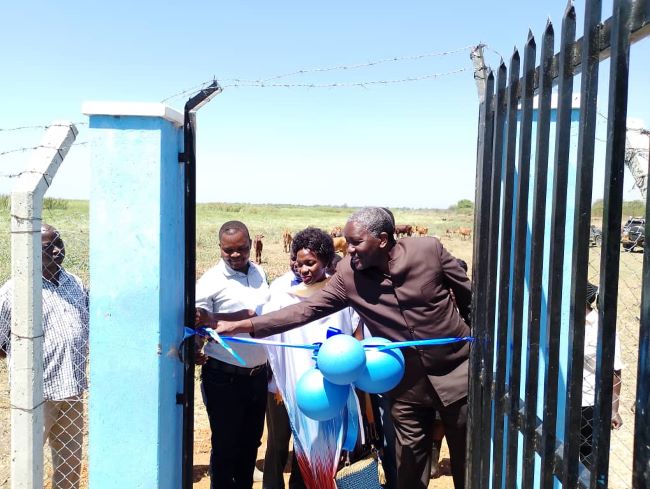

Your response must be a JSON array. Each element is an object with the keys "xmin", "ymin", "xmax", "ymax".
[{"xmin": 83, "ymin": 102, "xmax": 185, "ymax": 489}]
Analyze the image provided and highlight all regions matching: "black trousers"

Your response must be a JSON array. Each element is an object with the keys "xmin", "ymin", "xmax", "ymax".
[
  {"xmin": 262, "ymin": 392, "xmax": 305, "ymax": 489},
  {"xmin": 201, "ymin": 361, "xmax": 268, "ymax": 489},
  {"xmin": 390, "ymin": 395, "xmax": 467, "ymax": 489},
  {"xmin": 580, "ymin": 405, "xmax": 595, "ymax": 469}
]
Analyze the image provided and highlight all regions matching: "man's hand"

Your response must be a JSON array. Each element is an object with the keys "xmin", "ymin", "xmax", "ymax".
[
  {"xmin": 194, "ymin": 336, "xmax": 208, "ymax": 365},
  {"xmin": 195, "ymin": 307, "xmax": 213, "ymax": 328},
  {"xmin": 611, "ymin": 412, "xmax": 623, "ymax": 430},
  {"xmin": 216, "ymin": 319, "xmax": 254, "ymax": 335}
]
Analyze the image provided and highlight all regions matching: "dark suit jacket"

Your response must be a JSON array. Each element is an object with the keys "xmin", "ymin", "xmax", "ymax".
[{"xmin": 251, "ymin": 236, "xmax": 471, "ymax": 406}]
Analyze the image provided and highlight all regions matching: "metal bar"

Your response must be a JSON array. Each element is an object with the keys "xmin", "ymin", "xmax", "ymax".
[
  {"xmin": 513, "ymin": 0, "xmax": 649, "ymax": 98},
  {"xmin": 492, "ymin": 51, "xmax": 520, "ymax": 489},
  {"xmin": 563, "ymin": 1, "xmax": 603, "ymax": 486},
  {"xmin": 467, "ymin": 68, "xmax": 495, "ymax": 489},
  {"xmin": 10, "ymin": 121, "xmax": 78, "ymax": 489},
  {"xmin": 505, "ymin": 32, "xmax": 535, "ymax": 489},
  {"xmin": 181, "ymin": 81, "xmax": 222, "ymax": 489},
  {"xmin": 521, "ymin": 21, "xmax": 554, "ymax": 489},
  {"xmin": 481, "ymin": 61, "xmax": 508, "ymax": 489},
  {"xmin": 633, "ymin": 97, "xmax": 650, "ymax": 487},
  {"xmin": 540, "ymin": 4, "xmax": 576, "ymax": 488},
  {"xmin": 590, "ymin": 1, "xmax": 632, "ymax": 487}
]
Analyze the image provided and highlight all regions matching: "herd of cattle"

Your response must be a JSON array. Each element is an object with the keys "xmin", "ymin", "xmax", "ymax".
[{"xmin": 251, "ymin": 225, "xmax": 473, "ymax": 263}]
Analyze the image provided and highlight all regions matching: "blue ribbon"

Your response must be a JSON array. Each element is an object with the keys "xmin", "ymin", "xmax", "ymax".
[
  {"xmin": 341, "ymin": 386, "xmax": 359, "ymax": 451},
  {"xmin": 369, "ymin": 336, "xmax": 475, "ymax": 351},
  {"xmin": 184, "ymin": 326, "xmax": 247, "ymax": 366},
  {"xmin": 186, "ymin": 327, "xmax": 473, "ymax": 353}
]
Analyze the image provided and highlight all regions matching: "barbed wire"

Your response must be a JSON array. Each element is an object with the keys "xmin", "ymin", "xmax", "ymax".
[
  {"xmin": 260, "ymin": 45, "xmax": 475, "ymax": 82},
  {"xmin": 220, "ymin": 68, "xmax": 469, "ymax": 89},
  {"xmin": 160, "ymin": 44, "xmax": 477, "ymax": 103},
  {"xmin": 0, "ymin": 142, "xmax": 88, "ymax": 160},
  {"xmin": 0, "ymin": 122, "xmax": 87, "ymax": 133}
]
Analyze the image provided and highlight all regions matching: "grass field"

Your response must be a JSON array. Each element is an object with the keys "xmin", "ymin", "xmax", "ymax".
[{"xmin": 0, "ymin": 200, "xmax": 474, "ymax": 284}]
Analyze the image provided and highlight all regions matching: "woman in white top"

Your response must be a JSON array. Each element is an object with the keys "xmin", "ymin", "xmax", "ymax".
[{"xmin": 263, "ymin": 227, "xmax": 361, "ymax": 489}]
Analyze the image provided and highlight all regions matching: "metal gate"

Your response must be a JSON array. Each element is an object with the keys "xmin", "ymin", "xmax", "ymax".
[{"xmin": 468, "ymin": 1, "xmax": 650, "ymax": 488}]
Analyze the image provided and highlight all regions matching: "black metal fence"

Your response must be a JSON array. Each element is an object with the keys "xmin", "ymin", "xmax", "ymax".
[{"xmin": 468, "ymin": 0, "xmax": 650, "ymax": 488}]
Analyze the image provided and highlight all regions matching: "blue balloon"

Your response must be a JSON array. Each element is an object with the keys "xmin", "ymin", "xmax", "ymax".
[
  {"xmin": 296, "ymin": 368, "xmax": 350, "ymax": 421},
  {"xmin": 354, "ymin": 338, "xmax": 405, "ymax": 394},
  {"xmin": 316, "ymin": 334, "xmax": 366, "ymax": 385}
]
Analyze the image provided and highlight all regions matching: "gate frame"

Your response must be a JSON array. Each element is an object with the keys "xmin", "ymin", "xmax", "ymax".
[{"xmin": 468, "ymin": 1, "xmax": 650, "ymax": 487}]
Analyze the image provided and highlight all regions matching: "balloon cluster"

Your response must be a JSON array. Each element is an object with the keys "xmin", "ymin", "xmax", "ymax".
[{"xmin": 296, "ymin": 334, "xmax": 405, "ymax": 421}]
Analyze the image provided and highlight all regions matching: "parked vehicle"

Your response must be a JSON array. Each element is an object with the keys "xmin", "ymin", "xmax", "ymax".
[
  {"xmin": 589, "ymin": 225, "xmax": 602, "ymax": 247},
  {"xmin": 621, "ymin": 224, "xmax": 645, "ymax": 252},
  {"xmin": 622, "ymin": 216, "xmax": 645, "ymax": 233}
]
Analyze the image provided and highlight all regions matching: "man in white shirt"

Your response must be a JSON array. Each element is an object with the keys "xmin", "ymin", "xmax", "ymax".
[{"xmin": 195, "ymin": 221, "xmax": 270, "ymax": 489}]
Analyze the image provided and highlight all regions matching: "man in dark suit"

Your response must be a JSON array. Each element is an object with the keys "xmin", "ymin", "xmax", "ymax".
[{"xmin": 213, "ymin": 207, "xmax": 471, "ymax": 489}]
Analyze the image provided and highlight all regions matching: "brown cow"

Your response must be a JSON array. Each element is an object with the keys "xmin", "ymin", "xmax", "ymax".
[
  {"xmin": 282, "ymin": 230, "xmax": 292, "ymax": 253},
  {"xmin": 395, "ymin": 224, "xmax": 413, "ymax": 238},
  {"xmin": 253, "ymin": 234, "xmax": 264, "ymax": 263},
  {"xmin": 415, "ymin": 225, "xmax": 428, "ymax": 237},
  {"xmin": 457, "ymin": 227, "xmax": 472, "ymax": 240},
  {"xmin": 333, "ymin": 236, "xmax": 347, "ymax": 256},
  {"xmin": 330, "ymin": 226, "xmax": 343, "ymax": 237}
]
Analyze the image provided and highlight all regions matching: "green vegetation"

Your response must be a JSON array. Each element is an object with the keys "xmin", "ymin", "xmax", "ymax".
[
  {"xmin": 592, "ymin": 199, "xmax": 646, "ymax": 219},
  {"xmin": 0, "ymin": 199, "xmax": 475, "ymax": 284},
  {"xmin": 448, "ymin": 199, "xmax": 474, "ymax": 214},
  {"xmin": 1, "ymin": 197, "xmax": 647, "ymax": 286}
]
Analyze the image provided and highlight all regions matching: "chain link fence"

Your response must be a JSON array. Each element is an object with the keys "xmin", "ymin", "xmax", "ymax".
[
  {"xmin": 0, "ymin": 121, "xmax": 90, "ymax": 489},
  {"xmin": 586, "ymin": 234, "xmax": 642, "ymax": 489}
]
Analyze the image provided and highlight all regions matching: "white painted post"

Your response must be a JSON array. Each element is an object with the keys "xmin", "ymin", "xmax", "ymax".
[{"xmin": 10, "ymin": 122, "xmax": 78, "ymax": 489}]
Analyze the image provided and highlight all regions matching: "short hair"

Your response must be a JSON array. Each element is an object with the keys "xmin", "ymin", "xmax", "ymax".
[
  {"xmin": 291, "ymin": 227, "xmax": 335, "ymax": 265},
  {"xmin": 218, "ymin": 220, "xmax": 250, "ymax": 240},
  {"xmin": 380, "ymin": 207, "xmax": 395, "ymax": 226},
  {"xmin": 347, "ymin": 207, "xmax": 395, "ymax": 238}
]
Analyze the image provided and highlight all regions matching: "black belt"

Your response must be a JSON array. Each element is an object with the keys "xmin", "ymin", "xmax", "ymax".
[{"xmin": 205, "ymin": 357, "xmax": 266, "ymax": 377}]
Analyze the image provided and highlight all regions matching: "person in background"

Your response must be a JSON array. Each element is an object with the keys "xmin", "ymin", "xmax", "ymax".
[
  {"xmin": 195, "ymin": 220, "xmax": 270, "ymax": 489},
  {"xmin": 261, "ymin": 227, "xmax": 361, "ymax": 489},
  {"xmin": 262, "ymin": 253, "xmax": 305, "ymax": 489},
  {"xmin": 215, "ymin": 208, "xmax": 471, "ymax": 489},
  {"xmin": 580, "ymin": 282, "xmax": 623, "ymax": 468},
  {"xmin": 0, "ymin": 223, "xmax": 89, "ymax": 489}
]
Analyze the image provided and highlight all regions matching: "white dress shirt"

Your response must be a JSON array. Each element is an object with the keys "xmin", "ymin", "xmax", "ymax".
[
  {"xmin": 195, "ymin": 259, "xmax": 269, "ymax": 367},
  {"xmin": 582, "ymin": 308, "xmax": 624, "ymax": 407}
]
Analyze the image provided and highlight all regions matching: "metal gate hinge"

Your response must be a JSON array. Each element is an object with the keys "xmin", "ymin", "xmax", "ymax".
[
  {"xmin": 176, "ymin": 393, "xmax": 185, "ymax": 405},
  {"xmin": 178, "ymin": 152, "xmax": 186, "ymax": 163}
]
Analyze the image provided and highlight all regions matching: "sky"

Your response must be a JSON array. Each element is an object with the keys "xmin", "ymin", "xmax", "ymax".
[{"xmin": 1, "ymin": 0, "xmax": 648, "ymax": 209}]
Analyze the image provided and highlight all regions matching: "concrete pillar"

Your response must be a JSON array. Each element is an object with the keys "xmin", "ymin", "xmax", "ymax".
[{"xmin": 82, "ymin": 102, "xmax": 185, "ymax": 489}]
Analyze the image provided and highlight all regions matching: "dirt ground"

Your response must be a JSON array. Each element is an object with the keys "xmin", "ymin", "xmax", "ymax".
[{"xmin": 191, "ymin": 399, "xmax": 456, "ymax": 489}]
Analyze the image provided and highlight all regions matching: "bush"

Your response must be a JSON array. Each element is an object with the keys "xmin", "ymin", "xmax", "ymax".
[
  {"xmin": 592, "ymin": 199, "xmax": 645, "ymax": 220},
  {"xmin": 43, "ymin": 198, "xmax": 69, "ymax": 211}
]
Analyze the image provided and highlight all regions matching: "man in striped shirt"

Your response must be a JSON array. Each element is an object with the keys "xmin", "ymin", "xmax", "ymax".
[{"xmin": 0, "ymin": 223, "xmax": 89, "ymax": 489}]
